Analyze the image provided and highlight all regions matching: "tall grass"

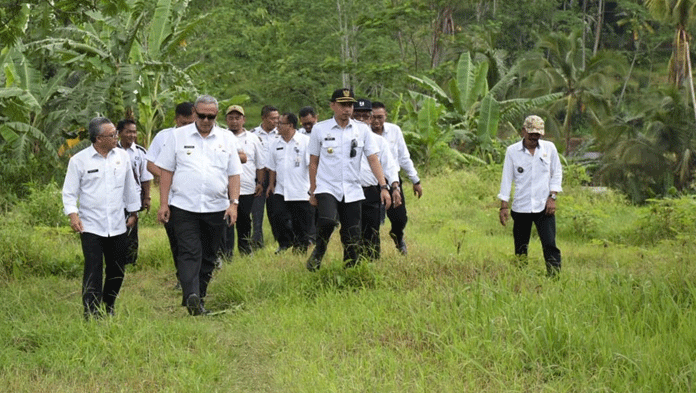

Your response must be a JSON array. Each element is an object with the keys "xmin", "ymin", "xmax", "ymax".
[{"xmin": 1, "ymin": 169, "xmax": 696, "ymax": 391}]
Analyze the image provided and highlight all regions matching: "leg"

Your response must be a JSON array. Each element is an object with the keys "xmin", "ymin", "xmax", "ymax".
[
  {"xmin": 511, "ymin": 211, "xmax": 534, "ymax": 266},
  {"xmin": 307, "ymin": 193, "xmax": 339, "ymax": 270},
  {"xmin": 288, "ymin": 201, "xmax": 313, "ymax": 254},
  {"xmin": 102, "ymin": 233, "xmax": 128, "ymax": 314},
  {"xmin": 222, "ymin": 220, "xmax": 235, "ymax": 258},
  {"xmin": 361, "ymin": 186, "xmax": 382, "ymax": 260},
  {"xmin": 169, "ymin": 206, "xmax": 203, "ymax": 306},
  {"xmin": 338, "ymin": 199, "xmax": 362, "ymax": 268},
  {"xmin": 270, "ymin": 193, "xmax": 293, "ymax": 250},
  {"xmin": 164, "ymin": 217, "xmax": 179, "ymax": 282},
  {"xmin": 387, "ymin": 182, "xmax": 408, "ymax": 254},
  {"xmin": 534, "ymin": 212, "xmax": 562, "ymax": 276},
  {"xmin": 124, "ymin": 210, "xmax": 139, "ymax": 265},
  {"xmin": 251, "ymin": 183, "xmax": 266, "ymax": 250},
  {"xmin": 236, "ymin": 194, "xmax": 254, "ymax": 255},
  {"xmin": 198, "ymin": 211, "xmax": 226, "ymax": 300},
  {"xmin": 80, "ymin": 232, "xmax": 105, "ymax": 317}
]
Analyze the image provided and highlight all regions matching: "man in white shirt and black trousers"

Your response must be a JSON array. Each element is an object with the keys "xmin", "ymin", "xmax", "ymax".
[
  {"xmin": 62, "ymin": 117, "xmax": 141, "ymax": 319},
  {"xmin": 307, "ymin": 88, "xmax": 391, "ymax": 271},
  {"xmin": 498, "ymin": 115, "xmax": 563, "ymax": 277},
  {"xmin": 156, "ymin": 95, "xmax": 243, "ymax": 315}
]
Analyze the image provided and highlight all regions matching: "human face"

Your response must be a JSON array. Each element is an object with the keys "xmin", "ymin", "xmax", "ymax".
[
  {"xmin": 331, "ymin": 101, "xmax": 354, "ymax": 124},
  {"xmin": 299, "ymin": 114, "xmax": 317, "ymax": 134},
  {"xmin": 352, "ymin": 110, "xmax": 372, "ymax": 123},
  {"xmin": 194, "ymin": 103, "xmax": 218, "ymax": 134},
  {"xmin": 371, "ymin": 108, "xmax": 387, "ymax": 134},
  {"xmin": 96, "ymin": 123, "xmax": 118, "ymax": 151},
  {"xmin": 277, "ymin": 115, "xmax": 292, "ymax": 138},
  {"xmin": 522, "ymin": 129, "xmax": 541, "ymax": 150},
  {"xmin": 262, "ymin": 110, "xmax": 279, "ymax": 131},
  {"xmin": 175, "ymin": 114, "xmax": 195, "ymax": 128},
  {"xmin": 118, "ymin": 122, "xmax": 137, "ymax": 148},
  {"xmin": 226, "ymin": 112, "xmax": 245, "ymax": 134}
]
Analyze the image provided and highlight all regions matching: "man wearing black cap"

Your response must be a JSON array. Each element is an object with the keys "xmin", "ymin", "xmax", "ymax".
[{"xmin": 306, "ymin": 88, "xmax": 392, "ymax": 271}]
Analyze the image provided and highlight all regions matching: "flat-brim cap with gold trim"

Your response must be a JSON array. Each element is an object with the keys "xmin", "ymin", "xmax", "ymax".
[
  {"xmin": 523, "ymin": 115, "xmax": 545, "ymax": 135},
  {"xmin": 331, "ymin": 88, "xmax": 356, "ymax": 103}
]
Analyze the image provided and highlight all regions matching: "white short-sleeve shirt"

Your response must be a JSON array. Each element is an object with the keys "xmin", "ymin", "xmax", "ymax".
[
  {"xmin": 267, "ymin": 132, "xmax": 310, "ymax": 201},
  {"xmin": 235, "ymin": 130, "xmax": 265, "ymax": 195}
]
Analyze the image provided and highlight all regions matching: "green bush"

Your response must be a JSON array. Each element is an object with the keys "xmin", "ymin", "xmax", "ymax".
[{"xmin": 12, "ymin": 181, "xmax": 68, "ymax": 228}]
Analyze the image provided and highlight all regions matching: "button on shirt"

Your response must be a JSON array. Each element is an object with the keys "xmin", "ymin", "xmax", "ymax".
[
  {"xmin": 360, "ymin": 133, "xmax": 399, "ymax": 187},
  {"xmin": 235, "ymin": 130, "xmax": 265, "ymax": 195},
  {"xmin": 155, "ymin": 123, "xmax": 243, "ymax": 213},
  {"xmin": 62, "ymin": 145, "xmax": 141, "ymax": 237},
  {"xmin": 381, "ymin": 122, "xmax": 419, "ymax": 183},
  {"xmin": 309, "ymin": 118, "xmax": 379, "ymax": 203},
  {"xmin": 267, "ymin": 132, "xmax": 310, "ymax": 201},
  {"xmin": 498, "ymin": 139, "xmax": 563, "ymax": 213}
]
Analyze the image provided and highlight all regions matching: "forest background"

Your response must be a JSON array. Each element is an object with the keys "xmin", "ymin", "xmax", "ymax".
[{"xmin": 3, "ymin": 0, "xmax": 696, "ymax": 207}]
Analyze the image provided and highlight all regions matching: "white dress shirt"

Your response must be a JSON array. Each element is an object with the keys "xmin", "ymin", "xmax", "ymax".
[
  {"xmin": 62, "ymin": 145, "xmax": 141, "ymax": 237},
  {"xmin": 251, "ymin": 125, "xmax": 279, "ymax": 168},
  {"xmin": 155, "ymin": 123, "xmax": 243, "ymax": 213},
  {"xmin": 360, "ymin": 133, "xmax": 399, "ymax": 187},
  {"xmin": 309, "ymin": 118, "xmax": 379, "ymax": 203},
  {"xmin": 498, "ymin": 139, "xmax": 563, "ymax": 213},
  {"xmin": 267, "ymin": 132, "xmax": 310, "ymax": 201},
  {"xmin": 119, "ymin": 142, "xmax": 154, "ymax": 193},
  {"xmin": 381, "ymin": 122, "xmax": 419, "ymax": 183},
  {"xmin": 145, "ymin": 127, "xmax": 173, "ymax": 164},
  {"xmin": 234, "ymin": 130, "xmax": 265, "ymax": 196}
]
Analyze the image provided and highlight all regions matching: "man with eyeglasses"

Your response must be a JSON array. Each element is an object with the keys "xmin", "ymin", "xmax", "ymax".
[
  {"xmin": 251, "ymin": 105, "xmax": 281, "ymax": 251},
  {"xmin": 370, "ymin": 101, "xmax": 423, "ymax": 255},
  {"xmin": 306, "ymin": 88, "xmax": 392, "ymax": 271},
  {"xmin": 62, "ymin": 117, "xmax": 141, "ymax": 319},
  {"xmin": 116, "ymin": 119, "xmax": 153, "ymax": 266},
  {"xmin": 156, "ymin": 95, "xmax": 243, "ymax": 316},
  {"xmin": 266, "ymin": 112, "xmax": 313, "ymax": 254},
  {"xmin": 352, "ymin": 98, "xmax": 402, "ymax": 260}
]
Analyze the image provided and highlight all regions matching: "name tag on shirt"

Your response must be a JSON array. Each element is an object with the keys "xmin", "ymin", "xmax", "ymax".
[
  {"xmin": 184, "ymin": 145, "xmax": 195, "ymax": 149},
  {"xmin": 324, "ymin": 137, "xmax": 335, "ymax": 141},
  {"xmin": 88, "ymin": 169, "xmax": 99, "ymax": 173},
  {"xmin": 276, "ymin": 147, "xmax": 284, "ymax": 150}
]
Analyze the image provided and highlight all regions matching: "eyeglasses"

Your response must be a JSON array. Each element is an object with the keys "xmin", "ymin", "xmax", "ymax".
[
  {"xmin": 353, "ymin": 113, "xmax": 372, "ymax": 121},
  {"xmin": 99, "ymin": 133, "xmax": 119, "ymax": 140},
  {"xmin": 372, "ymin": 115, "xmax": 385, "ymax": 120},
  {"xmin": 196, "ymin": 111, "xmax": 218, "ymax": 121},
  {"xmin": 350, "ymin": 139, "xmax": 357, "ymax": 158}
]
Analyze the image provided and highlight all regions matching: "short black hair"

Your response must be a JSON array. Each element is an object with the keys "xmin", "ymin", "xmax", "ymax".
[
  {"xmin": 88, "ymin": 117, "xmax": 113, "ymax": 143},
  {"xmin": 371, "ymin": 101, "xmax": 387, "ymax": 111},
  {"xmin": 116, "ymin": 119, "xmax": 137, "ymax": 133},
  {"xmin": 282, "ymin": 112, "xmax": 298, "ymax": 128},
  {"xmin": 298, "ymin": 106, "xmax": 316, "ymax": 118},
  {"xmin": 261, "ymin": 105, "xmax": 278, "ymax": 118},
  {"xmin": 175, "ymin": 102, "xmax": 194, "ymax": 117}
]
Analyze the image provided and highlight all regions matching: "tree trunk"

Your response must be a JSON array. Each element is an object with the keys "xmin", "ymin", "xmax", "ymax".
[
  {"xmin": 685, "ymin": 38, "xmax": 696, "ymax": 126},
  {"xmin": 592, "ymin": 0, "xmax": 604, "ymax": 56}
]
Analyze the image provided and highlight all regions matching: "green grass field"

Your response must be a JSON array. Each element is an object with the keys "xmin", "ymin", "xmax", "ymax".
[{"xmin": 2, "ymin": 168, "xmax": 696, "ymax": 392}]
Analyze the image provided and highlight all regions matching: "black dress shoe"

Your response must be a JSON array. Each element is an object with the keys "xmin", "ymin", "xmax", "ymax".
[{"xmin": 186, "ymin": 293, "xmax": 202, "ymax": 316}]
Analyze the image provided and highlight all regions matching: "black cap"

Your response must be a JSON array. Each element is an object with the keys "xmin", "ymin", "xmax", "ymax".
[
  {"xmin": 354, "ymin": 98, "xmax": 372, "ymax": 111},
  {"xmin": 330, "ymin": 88, "xmax": 356, "ymax": 103}
]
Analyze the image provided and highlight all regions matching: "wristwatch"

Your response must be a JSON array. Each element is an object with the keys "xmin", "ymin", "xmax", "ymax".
[
  {"xmin": 231, "ymin": 199, "xmax": 239, "ymax": 205},
  {"xmin": 380, "ymin": 184, "xmax": 389, "ymax": 191},
  {"xmin": 549, "ymin": 194, "xmax": 557, "ymax": 200}
]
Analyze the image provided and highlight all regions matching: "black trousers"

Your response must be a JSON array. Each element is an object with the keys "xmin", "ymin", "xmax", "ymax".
[
  {"xmin": 223, "ymin": 194, "xmax": 255, "ymax": 256},
  {"xmin": 386, "ymin": 179, "xmax": 408, "ymax": 243},
  {"xmin": 164, "ymin": 218, "xmax": 179, "ymax": 279},
  {"xmin": 251, "ymin": 175, "xmax": 280, "ymax": 248},
  {"xmin": 169, "ymin": 206, "xmax": 225, "ymax": 305},
  {"xmin": 270, "ymin": 194, "xmax": 313, "ymax": 252},
  {"xmin": 511, "ymin": 210, "xmax": 562, "ymax": 275},
  {"xmin": 313, "ymin": 193, "xmax": 362, "ymax": 266},
  {"xmin": 124, "ymin": 210, "xmax": 138, "ymax": 265},
  {"xmin": 80, "ymin": 232, "xmax": 128, "ymax": 316},
  {"xmin": 361, "ymin": 185, "xmax": 382, "ymax": 260}
]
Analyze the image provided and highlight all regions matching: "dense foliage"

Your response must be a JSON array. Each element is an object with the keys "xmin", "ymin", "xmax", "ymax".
[{"xmin": 1, "ymin": 0, "xmax": 696, "ymax": 204}]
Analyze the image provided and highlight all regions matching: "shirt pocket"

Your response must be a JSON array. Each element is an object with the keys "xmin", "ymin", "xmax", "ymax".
[
  {"xmin": 322, "ymin": 140, "xmax": 340, "ymax": 156},
  {"xmin": 213, "ymin": 149, "xmax": 230, "ymax": 170}
]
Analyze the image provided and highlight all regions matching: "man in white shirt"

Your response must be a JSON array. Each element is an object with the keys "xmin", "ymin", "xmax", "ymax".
[
  {"xmin": 117, "ymin": 119, "xmax": 153, "ymax": 266},
  {"xmin": 498, "ymin": 115, "xmax": 563, "ymax": 276},
  {"xmin": 370, "ymin": 102, "xmax": 423, "ymax": 255},
  {"xmin": 352, "ymin": 99, "xmax": 401, "ymax": 260},
  {"xmin": 267, "ymin": 112, "xmax": 313, "ymax": 254},
  {"xmin": 145, "ymin": 101, "xmax": 195, "ymax": 287},
  {"xmin": 250, "ymin": 105, "xmax": 280, "ymax": 250},
  {"xmin": 223, "ymin": 105, "xmax": 264, "ymax": 257},
  {"xmin": 307, "ymin": 88, "xmax": 391, "ymax": 271},
  {"xmin": 62, "ymin": 117, "xmax": 141, "ymax": 319},
  {"xmin": 298, "ymin": 106, "xmax": 318, "ymax": 135},
  {"xmin": 156, "ymin": 95, "xmax": 243, "ymax": 315}
]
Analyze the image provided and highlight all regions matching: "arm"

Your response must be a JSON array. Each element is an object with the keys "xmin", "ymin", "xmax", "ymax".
[
  {"xmin": 367, "ymin": 153, "xmax": 391, "ymax": 210},
  {"xmin": 140, "ymin": 180, "xmax": 151, "ymax": 212},
  {"xmin": 498, "ymin": 149, "xmax": 513, "ymax": 226},
  {"xmin": 146, "ymin": 161, "xmax": 162, "ymax": 178},
  {"xmin": 157, "ymin": 169, "xmax": 173, "ymax": 224},
  {"xmin": 224, "ymin": 174, "xmax": 241, "ymax": 226},
  {"xmin": 62, "ymin": 158, "xmax": 83, "ymax": 233},
  {"xmin": 266, "ymin": 170, "xmax": 276, "ymax": 197}
]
